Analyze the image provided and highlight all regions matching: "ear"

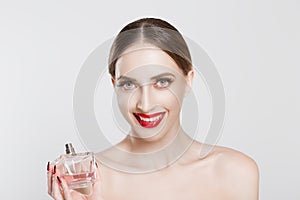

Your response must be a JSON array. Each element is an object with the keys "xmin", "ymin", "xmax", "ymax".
[
  {"xmin": 186, "ymin": 70, "xmax": 194, "ymax": 88},
  {"xmin": 185, "ymin": 70, "xmax": 194, "ymax": 96}
]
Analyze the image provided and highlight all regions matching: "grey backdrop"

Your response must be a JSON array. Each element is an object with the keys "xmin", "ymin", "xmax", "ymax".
[{"xmin": 0, "ymin": 0, "xmax": 299, "ymax": 199}]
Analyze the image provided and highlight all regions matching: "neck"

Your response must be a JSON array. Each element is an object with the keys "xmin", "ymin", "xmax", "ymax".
[
  {"xmin": 124, "ymin": 118, "xmax": 185, "ymax": 153},
  {"xmin": 97, "ymin": 124, "xmax": 194, "ymax": 173}
]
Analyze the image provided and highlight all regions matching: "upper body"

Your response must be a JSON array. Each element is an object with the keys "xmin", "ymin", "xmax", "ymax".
[{"xmin": 47, "ymin": 17, "xmax": 259, "ymax": 200}]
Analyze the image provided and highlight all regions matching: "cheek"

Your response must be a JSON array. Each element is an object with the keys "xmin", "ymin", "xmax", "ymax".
[
  {"xmin": 169, "ymin": 84, "xmax": 186, "ymax": 101},
  {"xmin": 116, "ymin": 91, "xmax": 138, "ymax": 116},
  {"xmin": 153, "ymin": 90, "xmax": 182, "ymax": 111},
  {"xmin": 167, "ymin": 95, "xmax": 182, "ymax": 115},
  {"xmin": 161, "ymin": 84, "xmax": 186, "ymax": 103}
]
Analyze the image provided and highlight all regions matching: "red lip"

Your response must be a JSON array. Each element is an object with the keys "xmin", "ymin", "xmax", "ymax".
[
  {"xmin": 133, "ymin": 112, "xmax": 166, "ymax": 128},
  {"xmin": 135, "ymin": 112, "xmax": 164, "ymax": 118}
]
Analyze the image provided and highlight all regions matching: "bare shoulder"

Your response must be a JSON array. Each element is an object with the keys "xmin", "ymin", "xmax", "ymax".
[
  {"xmin": 213, "ymin": 145, "xmax": 259, "ymax": 173},
  {"xmin": 212, "ymin": 145, "xmax": 260, "ymax": 199}
]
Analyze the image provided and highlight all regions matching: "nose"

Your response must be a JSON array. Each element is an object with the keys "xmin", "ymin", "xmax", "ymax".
[{"xmin": 136, "ymin": 84, "xmax": 153, "ymax": 113}]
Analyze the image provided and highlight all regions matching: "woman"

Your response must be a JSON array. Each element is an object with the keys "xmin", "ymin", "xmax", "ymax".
[{"xmin": 47, "ymin": 18, "xmax": 259, "ymax": 200}]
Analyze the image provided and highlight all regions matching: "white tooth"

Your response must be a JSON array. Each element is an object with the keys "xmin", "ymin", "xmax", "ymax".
[
  {"xmin": 140, "ymin": 115, "xmax": 161, "ymax": 122},
  {"xmin": 140, "ymin": 117, "xmax": 148, "ymax": 122},
  {"xmin": 152, "ymin": 116, "xmax": 159, "ymax": 121},
  {"xmin": 141, "ymin": 117, "xmax": 148, "ymax": 121}
]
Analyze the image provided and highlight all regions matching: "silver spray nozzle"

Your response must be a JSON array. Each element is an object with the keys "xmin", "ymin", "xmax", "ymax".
[{"xmin": 65, "ymin": 143, "xmax": 76, "ymax": 154}]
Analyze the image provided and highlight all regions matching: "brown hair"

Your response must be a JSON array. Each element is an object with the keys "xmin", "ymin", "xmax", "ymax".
[{"xmin": 108, "ymin": 18, "xmax": 192, "ymax": 77}]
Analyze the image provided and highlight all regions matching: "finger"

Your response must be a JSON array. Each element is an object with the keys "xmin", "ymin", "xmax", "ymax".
[
  {"xmin": 47, "ymin": 162, "xmax": 53, "ymax": 196},
  {"xmin": 58, "ymin": 176, "xmax": 74, "ymax": 200},
  {"xmin": 48, "ymin": 165, "xmax": 57, "ymax": 196},
  {"xmin": 51, "ymin": 176, "xmax": 65, "ymax": 200},
  {"xmin": 94, "ymin": 162, "xmax": 101, "ymax": 181},
  {"xmin": 92, "ymin": 162, "xmax": 102, "ymax": 193}
]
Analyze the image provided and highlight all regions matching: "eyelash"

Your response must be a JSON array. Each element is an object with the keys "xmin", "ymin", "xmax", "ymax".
[
  {"xmin": 116, "ymin": 78, "xmax": 174, "ymax": 90},
  {"xmin": 116, "ymin": 81, "xmax": 137, "ymax": 90},
  {"xmin": 154, "ymin": 78, "xmax": 174, "ymax": 88}
]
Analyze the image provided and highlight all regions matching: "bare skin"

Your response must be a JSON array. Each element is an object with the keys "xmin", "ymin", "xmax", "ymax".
[
  {"xmin": 97, "ymin": 140, "xmax": 259, "ymax": 200},
  {"xmin": 48, "ymin": 139, "xmax": 258, "ymax": 200},
  {"xmin": 47, "ymin": 43, "xmax": 259, "ymax": 199}
]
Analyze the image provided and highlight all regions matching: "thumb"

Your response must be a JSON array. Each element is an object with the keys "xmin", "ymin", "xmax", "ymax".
[{"xmin": 92, "ymin": 162, "xmax": 102, "ymax": 190}]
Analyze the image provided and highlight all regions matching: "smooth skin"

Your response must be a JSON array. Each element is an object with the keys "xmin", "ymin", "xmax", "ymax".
[
  {"xmin": 98, "ymin": 142, "xmax": 259, "ymax": 200},
  {"xmin": 48, "ymin": 43, "xmax": 259, "ymax": 199}
]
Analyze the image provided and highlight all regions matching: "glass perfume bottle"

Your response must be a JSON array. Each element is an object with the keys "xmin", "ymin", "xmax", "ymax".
[{"xmin": 52, "ymin": 143, "xmax": 96, "ymax": 190}]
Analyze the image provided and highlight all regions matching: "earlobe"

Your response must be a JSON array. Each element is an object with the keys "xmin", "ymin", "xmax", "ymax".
[{"xmin": 187, "ymin": 70, "xmax": 194, "ymax": 85}]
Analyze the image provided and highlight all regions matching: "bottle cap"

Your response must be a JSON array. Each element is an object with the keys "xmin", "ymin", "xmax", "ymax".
[{"xmin": 65, "ymin": 143, "xmax": 76, "ymax": 154}]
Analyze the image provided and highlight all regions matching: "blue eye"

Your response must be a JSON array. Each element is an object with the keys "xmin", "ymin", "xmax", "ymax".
[
  {"xmin": 155, "ymin": 78, "xmax": 173, "ymax": 88},
  {"xmin": 117, "ymin": 81, "xmax": 137, "ymax": 90}
]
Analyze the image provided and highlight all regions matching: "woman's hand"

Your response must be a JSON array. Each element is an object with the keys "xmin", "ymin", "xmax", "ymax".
[{"xmin": 47, "ymin": 162, "xmax": 104, "ymax": 200}]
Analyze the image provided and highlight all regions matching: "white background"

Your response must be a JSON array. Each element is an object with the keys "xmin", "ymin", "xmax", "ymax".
[{"xmin": 0, "ymin": 0, "xmax": 299, "ymax": 199}]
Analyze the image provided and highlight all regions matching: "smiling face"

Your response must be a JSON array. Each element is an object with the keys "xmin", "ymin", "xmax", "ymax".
[{"xmin": 113, "ymin": 43, "xmax": 193, "ymax": 142}]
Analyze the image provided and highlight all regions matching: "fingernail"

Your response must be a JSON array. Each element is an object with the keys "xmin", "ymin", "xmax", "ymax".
[
  {"xmin": 57, "ymin": 176, "xmax": 62, "ymax": 184},
  {"xmin": 47, "ymin": 161, "xmax": 50, "ymax": 172},
  {"xmin": 53, "ymin": 165, "xmax": 56, "ymax": 174}
]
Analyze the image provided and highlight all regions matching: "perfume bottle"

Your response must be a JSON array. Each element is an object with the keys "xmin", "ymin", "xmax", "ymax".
[{"xmin": 52, "ymin": 143, "xmax": 96, "ymax": 190}]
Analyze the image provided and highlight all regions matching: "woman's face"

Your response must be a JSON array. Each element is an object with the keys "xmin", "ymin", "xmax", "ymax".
[{"xmin": 113, "ymin": 43, "xmax": 193, "ymax": 141}]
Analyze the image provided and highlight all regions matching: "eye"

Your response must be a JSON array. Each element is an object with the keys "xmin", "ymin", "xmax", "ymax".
[
  {"xmin": 154, "ymin": 78, "xmax": 173, "ymax": 88},
  {"xmin": 117, "ymin": 81, "xmax": 137, "ymax": 90}
]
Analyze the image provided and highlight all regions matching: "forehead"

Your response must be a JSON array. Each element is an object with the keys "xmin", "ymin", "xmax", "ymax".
[{"xmin": 115, "ymin": 44, "xmax": 183, "ymax": 78}]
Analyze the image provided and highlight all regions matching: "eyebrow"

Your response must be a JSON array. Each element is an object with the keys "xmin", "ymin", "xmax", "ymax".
[
  {"xmin": 117, "ymin": 72, "xmax": 175, "ymax": 81},
  {"xmin": 150, "ymin": 72, "xmax": 175, "ymax": 80},
  {"xmin": 116, "ymin": 75, "xmax": 137, "ymax": 82}
]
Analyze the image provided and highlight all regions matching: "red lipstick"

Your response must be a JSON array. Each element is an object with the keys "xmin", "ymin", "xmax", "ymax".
[{"xmin": 133, "ymin": 112, "xmax": 165, "ymax": 128}]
